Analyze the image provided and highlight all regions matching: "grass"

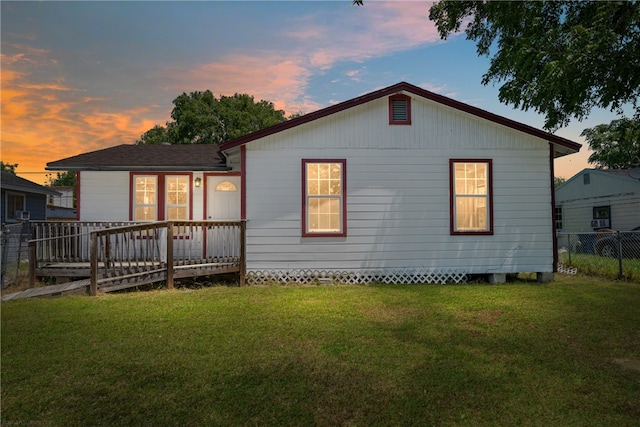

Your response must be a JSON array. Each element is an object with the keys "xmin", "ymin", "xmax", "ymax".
[
  {"xmin": 559, "ymin": 252, "xmax": 640, "ymax": 282},
  {"xmin": 2, "ymin": 274, "xmax": 640, "ymax": 426}
]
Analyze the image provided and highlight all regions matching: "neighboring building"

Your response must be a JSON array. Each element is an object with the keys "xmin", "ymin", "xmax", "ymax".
[
  {"xmin": 1, "ymin": 171, "xmax": 60, "ymax": 224},
  {"xmin": 46, "ymin": 186, "xmax": 77, "ymax": 220},
  {"xmin": 48, "ymin": 82, "xmax": 581, "ymax": 284},
  {"xmin": 555, "ymin": 168, "xmax": 640, "ymax": 233}
]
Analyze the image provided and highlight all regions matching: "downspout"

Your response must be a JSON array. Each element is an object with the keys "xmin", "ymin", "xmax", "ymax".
[{"xmin": 550, "ymin": 144, "xmax": 558, "ymax": 273}]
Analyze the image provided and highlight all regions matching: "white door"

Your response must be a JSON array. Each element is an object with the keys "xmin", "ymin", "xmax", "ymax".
[
  {"xmin": 206, "ymin": 176, "xmax": 241, "ymax": 258},
  {"xmin": 206, "ymin": 176, "xmax": 241, "ymax": 220}
]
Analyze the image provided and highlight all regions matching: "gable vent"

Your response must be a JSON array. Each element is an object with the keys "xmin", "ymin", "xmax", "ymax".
[
  {"xmin": 388, "ymin": 94, "xmax": 411, "ymax": 125},
  {"xmin": 391, "ymin": 99, "xmax": 408, "ymax": 121}
]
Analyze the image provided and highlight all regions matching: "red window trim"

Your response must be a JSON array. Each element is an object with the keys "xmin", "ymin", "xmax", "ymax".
[
  {"xmin": 301, "ymin": 159, "xmax": 347, "ymax": 238},
  {"xmin": 129, "ymin": 172, "xmax": 194, "ymax": 221},
  {"xmin": 388, "ymin": 94, "xmax": 412, "ymax": 125},
  {"xmin": 449, "ymin": 159, "xmax": 494, "ymax": 236}
]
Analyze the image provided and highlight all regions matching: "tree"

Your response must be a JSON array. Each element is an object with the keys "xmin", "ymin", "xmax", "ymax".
[
  {"xmin": 1, "ymin": 162, "xmax": 18, "ymax": 174},
  {"xmin": 46, "ymin": 171, "xmax": 77, "ymax": 187},
  {"xmin": 581, "ymin": 118, "xmax": 640, "ymax": 170},
  {"xmin": 554, "ymin": 176, "xmax": 566, "ymax": 187},
  {"xmin": 137, "ymin": 125, "xmax": 171, "ymax": 145},
  {"xmin": 427, "ymin": 1, "xmax": 640, "ymax": 130},
  {"xmin": 137, "ymin": 92, "xmax": 289, "ymax": 145}
]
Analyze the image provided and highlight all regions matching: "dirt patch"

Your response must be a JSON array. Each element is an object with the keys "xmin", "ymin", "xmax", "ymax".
[{"xmin": 613, "ymin": 359, "xmax": 640, "ymax": 373}]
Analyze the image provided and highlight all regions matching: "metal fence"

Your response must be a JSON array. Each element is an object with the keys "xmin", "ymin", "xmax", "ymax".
[
  {"xmin": 1, "ymin": 222, "xmax": 31, "ymax": 289},
  {"xmin": 557, "ymin": 230, "xmax": 640, "ymax": 280}
]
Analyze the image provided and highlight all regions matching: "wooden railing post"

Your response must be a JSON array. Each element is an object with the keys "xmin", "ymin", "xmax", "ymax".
[
  {"xmin": 90, "ymin": 232, "xmax": 98, "ymax": 296},
  {"xmin": 28, "ymin": 240, "xmax": 36, "ymax": 287},
  {"xmin": 239, "ymin": 220, "xmax": 246, "ymax": 286},
  {"xmin": 166, "ymin": 223, "xmax": 174, "ymax": 289}
]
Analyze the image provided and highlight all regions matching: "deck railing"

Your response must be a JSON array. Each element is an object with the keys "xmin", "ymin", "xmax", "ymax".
[{"xmin": 29, "ymin": 220, "xmax": 246, "ymax": 294}]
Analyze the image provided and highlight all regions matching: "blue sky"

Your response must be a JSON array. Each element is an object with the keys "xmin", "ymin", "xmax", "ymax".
[{"xmin": 1, "ymin": 1, "xmax": 623, "ymax": 183}]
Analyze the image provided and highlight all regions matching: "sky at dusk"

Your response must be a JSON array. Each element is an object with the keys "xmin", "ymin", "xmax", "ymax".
[{"xmin": 1, "ymin": 1, "xmax": 628, "ymax": 184}]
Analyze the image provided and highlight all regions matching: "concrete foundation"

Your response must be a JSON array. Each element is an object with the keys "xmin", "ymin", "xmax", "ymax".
[
  {"xmin": 536, "ymin": 272, "xmax": 554, "ymax": 283},
  {"xmin": 488, "ymin": 273, "xmax": 506, "ymax": 284}
]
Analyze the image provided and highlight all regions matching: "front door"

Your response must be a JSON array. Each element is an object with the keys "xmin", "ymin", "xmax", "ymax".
[
  {"xmin": 206, "ymin": 176, "xmax": 241, "ymax": 220},
  {"xmin": 206, "ymin": 176, "xmax": 241, "ymax": 258}
]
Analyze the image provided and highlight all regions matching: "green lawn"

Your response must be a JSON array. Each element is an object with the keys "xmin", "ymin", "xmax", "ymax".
[{"xmin": 2, "ymin": 275, "xmax": 639, "ymax": 426}]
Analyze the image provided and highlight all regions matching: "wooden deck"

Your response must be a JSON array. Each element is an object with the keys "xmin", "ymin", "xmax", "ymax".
[{"xmin": 3, "ymin": 220, "xmax": 246, "ymax": 301}]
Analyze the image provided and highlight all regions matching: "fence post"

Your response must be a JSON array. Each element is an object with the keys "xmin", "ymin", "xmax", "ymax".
[
  {"xmin": 28, "ymin": 240, "xmax": 36, "ymax": 287},
  {"xmin": 617, "ymin": 230, "xmax": 623, "ymax": 279},
  {"xmin": 166, "ymin": 223, "xmax": 174, "ymax": 289},
  {"xmin": 239, "ymin": 220, "xmax": 246, "ymax": 286},
  {"xmin": 90, "ymin": 232, "xmax": 98, "ymax": 296}
]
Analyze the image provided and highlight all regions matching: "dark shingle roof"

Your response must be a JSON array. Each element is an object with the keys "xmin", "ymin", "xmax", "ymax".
[
  {"xmin": 1, "ymin": 171, "xmax": 60, "ymax": 196},
  {"xmin": 46, "ymin": 144, "xmax": 228, "ymax": 171}
]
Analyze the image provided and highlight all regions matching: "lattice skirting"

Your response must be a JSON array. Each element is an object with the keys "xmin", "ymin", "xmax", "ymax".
[
  {"xmin": 246, "ymin": 268, "xmax": 468, "ymax": 286},
  {"xmin": 557, "ymin": 263, "xmax": 578, "ymax": 275}
]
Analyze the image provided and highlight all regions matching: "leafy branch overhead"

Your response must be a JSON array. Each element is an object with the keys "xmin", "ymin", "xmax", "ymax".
[
  {"xmin": 428, "ymin": 1, "xmax": 640, "ymax": 130},
  {"xmin": 137, "ymin": 92, "xmax": 293, "ymax": 145},
  {"xmin": 582, "ymin": 118, "xmax": 640, "ymax": 170}
]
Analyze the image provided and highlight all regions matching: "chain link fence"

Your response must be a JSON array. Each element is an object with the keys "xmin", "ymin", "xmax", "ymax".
[
  {"xmin": 1, "ymin": 222, "xmax": 31, "ymax": 289},
  {"xmin": 557, "ymin": 230, "xmax": 640, "ymax": 281}
]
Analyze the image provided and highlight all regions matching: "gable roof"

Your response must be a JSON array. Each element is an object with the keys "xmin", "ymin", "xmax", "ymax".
[
  {"xmin": 1, "ymin": 171, "xmax": 60, "ymax": 196},
  {"xmin": 219, "ymin": 81, "xmax": 581, "ymax": 157},
  {"xmin": 47, "ymin": 144, "xmax": 229, "ymax": 171},
  {"xmin": 557, "ymin": 167, "xmax": 640, "ymax": 191}
]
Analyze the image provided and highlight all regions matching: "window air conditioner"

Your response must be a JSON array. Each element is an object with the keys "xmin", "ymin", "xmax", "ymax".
[
  {"xmin": 15, "ymin": 210, "xmax": 30, "ymax": 221},
  {"xmin": 590, "ymin": 218, "xmax": 609, "ymax": 228}
]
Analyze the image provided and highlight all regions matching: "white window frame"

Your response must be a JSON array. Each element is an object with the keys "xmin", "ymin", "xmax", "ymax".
[
  {"xmin": 133, "ymin": 175, "xmax": 158, "ymax": 221},
  {"xmin": 302, "ymin": 159, "xmax": 347, "ymax": 237},
  {"xmin": 450, "ymin": 159, "xmax": 493, "ymax": 235}
]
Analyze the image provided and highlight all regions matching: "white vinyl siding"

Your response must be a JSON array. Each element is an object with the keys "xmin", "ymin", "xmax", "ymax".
[
  {"xmin": 78, "ymin": 171, "xmax": 130, "ymax": 221},
  {"xmin": 228, "ymin": 94, "xmax": 557, "ymax": 276}
]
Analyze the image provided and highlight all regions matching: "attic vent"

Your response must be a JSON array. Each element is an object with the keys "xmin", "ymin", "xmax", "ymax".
[
  {"xmin": 388, "ymin": 94, "xmax": 411, "ymax": 125},
  {"xmin": 392, "ymin": 99, "xmax": 408, "ymax": 121}
]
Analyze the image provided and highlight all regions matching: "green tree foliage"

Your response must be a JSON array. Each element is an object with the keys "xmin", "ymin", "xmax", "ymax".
[
  {"xmin": 137, "ymin": 92, "xmax": 289, "ymax": 145},
  {"xmin": 1, "ymin": 162, "xmax": 18, "ymax": 174},
  {"xmin": 46, "ymin": 171, "xmax": 77, "ymax": 187},
  {"xmin": 428, "ymin": 1, "xmax": 640, "ymax": 130},
  {"xmin": 554, "ymin": 176, "xmax": 566, "ymax": 187},
  {"xmin": 137, "ymin": 125, "xmax": 171, "ymax": 145},
  {"xmin": 582, "ymin": 118, "xmax": 640, "ymax": 170}
]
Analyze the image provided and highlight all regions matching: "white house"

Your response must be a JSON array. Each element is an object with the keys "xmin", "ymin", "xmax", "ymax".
[
  {"xmin": 555, "ymin": 168, "xmax": 640, "ymax": 233},
  {"xmin": 48, "ymin": 82, "xmax": 581, "ymax": 284},
  {"xmin": 218, "ymin": 82, "xmax": 580, "ymax": 284}
]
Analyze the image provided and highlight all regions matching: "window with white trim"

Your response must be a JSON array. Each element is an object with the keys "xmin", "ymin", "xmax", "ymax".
[
  {"xmin": 165, "ymin": 176, "xmax": 189, "ymax": 220},
  {"xmin": 450, "ymin": 160, "xmax": 493, "ymax": 234},
  {"xmin": 302, "ymin": 160, "xmax": 346, "ymax": 236},
  {"xmin": 132, "ymin": 174, "xmax": 190, "ymax": 221},
  {"xmin": 134, "ymin": 176, "xmax": 157, "ymax": 221}
]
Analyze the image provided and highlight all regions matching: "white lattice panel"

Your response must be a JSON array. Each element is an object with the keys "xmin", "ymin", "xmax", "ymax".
[
  {"xmin": 246, "ymin": 268, "xmax": 468, "ymax": 286},
  {"xmin": 557, "ymin": 263, "xmax": 578, "ymax": 275}
]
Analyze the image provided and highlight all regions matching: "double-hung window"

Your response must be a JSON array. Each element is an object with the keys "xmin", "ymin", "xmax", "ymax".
[
  {"xmin": 450, "ymin": 159, "xmax": 493, "ymax": 235},
  {"xmin": 134, "ymin": 176, "xmax": 158, "ymax": 221},
  {"xmin": 302, "ymin": 159, "xmax": 346, "ymax": 237},
  {"xmin": 132, "ymin": 174, "xmax": 190, "ymax": 221}
]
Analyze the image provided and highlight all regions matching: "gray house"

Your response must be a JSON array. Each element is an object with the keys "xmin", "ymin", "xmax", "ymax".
[
  {"xmin": 555, "ymin": 168, "xmax": 640, "ymax": 233},
  {"xmin": 1, "ymin": 171, "xmax": 60, "ymax": 225}
]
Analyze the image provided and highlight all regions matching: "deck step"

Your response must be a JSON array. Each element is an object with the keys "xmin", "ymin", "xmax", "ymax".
[{"xmin": 1, "ymin": 279, "xmax": 91, "ymax": 301}]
